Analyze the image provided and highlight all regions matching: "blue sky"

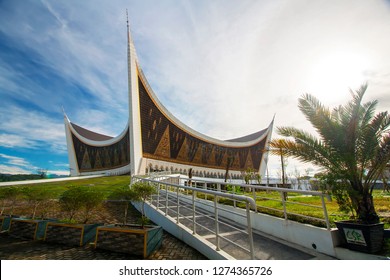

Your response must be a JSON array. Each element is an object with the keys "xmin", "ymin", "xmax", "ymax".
[{"xmin": 1, "ymin": 0, "xmax": 390, "ymax": 177}]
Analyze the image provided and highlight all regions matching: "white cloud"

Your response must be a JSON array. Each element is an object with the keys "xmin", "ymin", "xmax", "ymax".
[
  {"xmin": 47, "ymin": 170, "xmax": 70, "ymax": 176},
  {"xmin": 53, "ymin": 163, "xmax": 69, "ymax": 168},
  {"xmin": 0, "ymin": 154, "xmax": 30, "ymax": 167},
  {"xmin": 0, "ymin": 164, "xmax": 31, "ymax": 175},
  {"xmin": 0, "ymin": 134, "xmax": 37, "ymax": 149},
  {"xmin": 1, "ymin": 0, "xmax": 390, "ymax": 177},
  {"xmin": 0, "ymin": 106, "xmax": 66, "ymax": 153},
  {"xmin": 0, "ymin": 153, "xmax": 38, "ymax": 174},
  {"xmin": 125, "ymin": 0, "xmax": 390, "ymax": 142}
]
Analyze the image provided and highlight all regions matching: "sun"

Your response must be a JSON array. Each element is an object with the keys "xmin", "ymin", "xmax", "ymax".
[{"xmin": 303, "ymin": 50, "xmax": 371, "ymax": 105}]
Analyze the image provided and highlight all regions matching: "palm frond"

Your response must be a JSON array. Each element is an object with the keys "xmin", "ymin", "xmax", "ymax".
[
  {"xmin": 298, "ymin": 94, "xmax": 346, "ymax": 153},
  {"xmin": 273, "ymin": 127, "xmax": 345, "ymax": 174}
]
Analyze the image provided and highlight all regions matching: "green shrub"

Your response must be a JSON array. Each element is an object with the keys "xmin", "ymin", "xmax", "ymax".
[{"xmin": 59, "ymin": 186, "xmax": 104, "ymax": 223}]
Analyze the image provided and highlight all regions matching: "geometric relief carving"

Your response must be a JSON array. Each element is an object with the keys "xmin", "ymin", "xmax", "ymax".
[
  {"xmin": 214, "ymin": 147, "xmax": 225, "ymax": 166},
  {"xmin": 95, "ymin": 151, "xmax": 103, "ymax": 169},
  {"xmin": 187, "ymin": 137, "xmax": 199, "ymax": 162},
  {"xmin": 176, "ymin": 137, "xmax": 188, "ymax": 162},
  {"xmin": 154, "ymin": 125, "xmax": 171, "ymax": 158},
  {"xmin": 251, "ymin": 141, "xmax": 265, "ymax": 170},
  {"xmin": 72, "ymin": 129, "xmax": 130, "ymax": 172},
  {"xmin": 192, "ymin": 143, "xmax": 202, "ymax": 164},
  {"xmin": 220, "ymin": 151, "xmax": 229, "ymax": 168},
  {"xmin": 121, "ymin": 145, "xmax": 127, "ymax": 163},
  {"xmin": 201, "ymin": 144, "xmax": 213, "ymax": 164},
  {"xmin": 239, "ymin": 150, "xmax": 249, "ymax": 169},
  {"xmin": 113, "ymin": 148, "xmax": 119, "ymax": 166},
  {"xmin": 245, "ymin": 152, "xmax": 254, "ymax": 169},
  {"xmin": 207, "ymin": 147, "xmax": 216, "ymax": 166},
  {"xmin": 169, "ymin": 127, "xmax": 186, "ymax": 159},
  {"xmin": 231, "ymin": 152, "xmax": 240, "ymax": 169},
  {"xmin": 104, "ymin": 149, "xmax": 111, "ymax": 167},
  {"xmin": 138, "ymin": 75, "xmax": 267, "ymax": 172},
  {"xmin": 81, "ymin": 150, "xmax": 92, "ymax": 170}
]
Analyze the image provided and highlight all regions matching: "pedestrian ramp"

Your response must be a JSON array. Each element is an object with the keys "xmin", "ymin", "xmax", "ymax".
[{"xmin": 133, "ymin": 186, "xmax": 321, "ymax": 260}]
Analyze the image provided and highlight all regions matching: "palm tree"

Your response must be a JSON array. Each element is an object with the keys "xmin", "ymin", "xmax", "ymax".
[
  {"xmin": 268, "ymin": 140, "xmax": 288, "ymax": 188},
  {"xmin": 270, "ymin": 84, "xmax": 390, "ymax": 224}
]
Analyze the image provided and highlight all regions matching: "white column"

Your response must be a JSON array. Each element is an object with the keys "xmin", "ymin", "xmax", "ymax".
[{"xmin": 127, "ymin": 21, "xmax": 143, "ymax": 176}]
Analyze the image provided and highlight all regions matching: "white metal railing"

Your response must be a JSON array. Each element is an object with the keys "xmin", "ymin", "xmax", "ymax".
[
  {"xmin": 133, "ymin": 175, "xmax": 257, "ymax": 259},
  {"xmin": 152, "ymin": 175, "xmax": 332, "ymax": 230}
]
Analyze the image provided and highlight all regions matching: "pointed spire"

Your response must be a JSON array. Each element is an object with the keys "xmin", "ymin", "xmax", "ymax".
[
  {"xmin": 126, "ymin": 9, "xmax": 132, "ymax": 63},
  {"xmin": 126, "ymin": 9, "xmax": 129, "ymax": 34},
  {"xmin": 126, "ymin": 9, "xmax": 133, "ymax": 47},
  {"xmin": 62, "ymin": 106, "xmax": 70, "ymax": 123}
]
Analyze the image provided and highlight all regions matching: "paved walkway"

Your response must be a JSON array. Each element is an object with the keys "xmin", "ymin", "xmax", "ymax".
[
  {"xmin": 0, "ymin": 188, "xmax": 334, "ymax": 260},
  {"xmin": 0, "ymin": 200, "xmax": 206, "ymax": 260},
  {"xmin": 147, "ymin": 190, "xmax": 336, "ymax": 260},
  {"xmin": 0, "ymin": 231, "xmax": 206, "ymax": 260}
]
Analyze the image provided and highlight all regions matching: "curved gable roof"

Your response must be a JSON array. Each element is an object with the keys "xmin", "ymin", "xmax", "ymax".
[
  {"xmin": 225, "ymin": 128, "xmax": 269, "ymax": 143},
  {"xmin": 70, "ymin": 122, "xmax": 113, "ymax": 141}
]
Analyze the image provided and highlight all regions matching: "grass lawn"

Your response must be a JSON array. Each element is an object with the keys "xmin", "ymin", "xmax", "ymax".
[
  {"xmin": 2, "ymin": 175, "xmax": 389, "ymax": 257},
  {"xmin": 3, "ymin": 175, "xmax": 131, "ymax": 199},
  {"xmin": 3, "ymin": 175, "xmax": 389, "ymax": 228},
  {"xmin": 252, "ymin": 189, "xmax": 389, "ymax": 228}
]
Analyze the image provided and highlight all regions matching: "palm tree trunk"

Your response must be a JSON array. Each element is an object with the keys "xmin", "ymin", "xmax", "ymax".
[{"xmin": 352, "ymin": 193, "xmax": 380, "ymax": 224}]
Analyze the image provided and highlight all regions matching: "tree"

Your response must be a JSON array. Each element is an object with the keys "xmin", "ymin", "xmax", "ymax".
[
  {"xmin": 291, "ymin": 167, "xmax": 302, "ymax": 190},
  {"xmin": 59, "ymin": 186, "xmax": 105, "ymax": 223},
  {"xmin": 270, "ymin": 84, "xmax": 390, "ymax": 224},
  {"xmin": 268, "ymin": 140, "xmax": 289, "ymax": 189},
  {"xmin": 59, "ymin": 186, "xmax": 85, "ymax": 222},
  {"xmin": 81, "ymin": 187, "xmax": 104, "ymax": 224},
  {"xmin": 36, "ymin": 169, "xmax": 47, "ymax": 179},
  {"xmin": 129, "ymin": 181, "xmax": 157, "ymax": 227},
  {"xmin": 380, "ymin": 164, "xmax": 390, "ymax": 193},
  {"xmin": 0, "ymin": 187, "xmax": 21, "ymax": 216},
  {"xmin": 109, "ymin": 185, "xmax": 137, "ymax": 225},
  {"xmin": 21, "ymin": 187, "xmax": 51, "ymax": 219}
]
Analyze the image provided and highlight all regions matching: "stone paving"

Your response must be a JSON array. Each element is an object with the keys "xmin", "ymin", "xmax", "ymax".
[
  {"xmin": 0, "ymin": 201, "xmax": 207, "ymax": 260},
  {"xmin": 0, "ymin": 231, "xmax": 206, "ymax": 260}
]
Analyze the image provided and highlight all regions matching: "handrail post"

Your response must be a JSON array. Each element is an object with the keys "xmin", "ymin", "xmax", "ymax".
[
  {"xmin": 252, "ymin": 187, "xmax": 257, "ymax": 213},
  {"xmin": 246, "ymin": 202, "xmax": 255, "ymax": 259},
  {"xmin": 192, "ymin": 190, "xmax": 196, "ymax": 234},
  {"xmin": 280, "ymin": 191, "xmax": 288, "ymax": 220},
  {"xmin": 177, "ymin": 185, "xmax": 180, "ymax": 224},
  {"xmin": 149, "ymin": 181, "xmax": 154, "ymax": 206},
  {"xmin": 204, "ymin": 183, "xmax": 208, "ymax": 201},
  {"xmin": 214, "ymin": 195, "xmax": 220, "ymax": 251},
  {"xmin": 156, "ymin": 183, "xmax": 160, "ymax": 210},
  {"xmin": 321, "ymin": 195, "xmax": 330, "ymax": 230},
  {"xmin": 233, "ymin": 185, "xmax": 236, "ymax": 208},
  {"xmin": 165, "ymin": 184, "xmax": 168, "ymax": 216}
]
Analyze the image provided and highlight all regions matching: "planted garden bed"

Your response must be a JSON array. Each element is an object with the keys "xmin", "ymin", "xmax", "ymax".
[
  {"xmin": 44, "ymin": 222, "xmax": 103, "ymax": 247},
  {"xmin": 0, "ymin": 216, "xmax": 11, "ymax": 231},
  {"xmin": 94, "ymin": 224, "xmax": 163, "ymax": 258},
  {"xmin": 9, "ymin": 217, "xmax": 50, "ymax": 240}
]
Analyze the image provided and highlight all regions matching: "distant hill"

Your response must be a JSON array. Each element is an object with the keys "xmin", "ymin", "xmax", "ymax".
[{"xmin": 0, "ymin": 173, "xmax": 67, "ymax": 182}]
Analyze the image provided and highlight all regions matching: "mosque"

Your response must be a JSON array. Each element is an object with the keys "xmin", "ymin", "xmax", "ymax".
[{"xmin": 63, "ymin": 19, "xmax": 273, "ymax": 180}]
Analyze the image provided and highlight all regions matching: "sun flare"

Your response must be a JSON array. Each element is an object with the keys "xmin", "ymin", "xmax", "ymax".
[{"xmin": 304, "ymin": 50, "xmax": 371, "ymax": 105}]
